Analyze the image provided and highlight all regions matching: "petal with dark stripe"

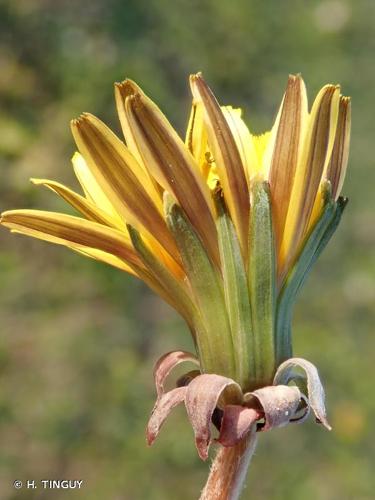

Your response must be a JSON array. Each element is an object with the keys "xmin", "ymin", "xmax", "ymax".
[
  {"xmin": 30, "ymin": 178, "xmax": 120, "ymax": 229},
  {"xmin": 71, "ymin": 113, "xmax": 179, "ymax": 263},
  {"xmin": 1, "ymin": 210, "xmax": 142, "ymax": 269},
  {"xmin": 115, "ymin": 80, "xmax": 219, "ymax": 267},
  {"xmin": 268, "ymin": 75, "xmax": 308, "ymax": 255},
  {"xmin": 190, "ymin": 73, "xmax": 250, "ymax": 255},
  {"xmin": 280, "ymin": 84, "xmax": 340, "ymax": 272},
  {"xmin": 326, "ymin": 96, "xmax": 351, "ymax": 200}
]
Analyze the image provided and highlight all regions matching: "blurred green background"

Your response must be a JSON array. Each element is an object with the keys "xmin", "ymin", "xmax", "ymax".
[{"xmin": 0, "ymin": 0, "xmax": 374, "ymax": 498}]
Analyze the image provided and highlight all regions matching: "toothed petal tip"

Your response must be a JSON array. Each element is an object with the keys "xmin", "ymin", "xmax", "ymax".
[
  {"xmin": 189, "ymin": 72, "xmax": 203, "ymax": 83},
  {"xmin": 115, "ymin": 79, "xmax": 142, "ymax": 98},
  {"xmin": 71, "ymin": 113, "xmax": 94, "ymax": 128}
]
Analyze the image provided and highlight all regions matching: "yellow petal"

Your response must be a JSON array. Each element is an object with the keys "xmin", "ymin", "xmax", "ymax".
[
  {"xmin": 30, "ymin": 178, "xmax": 121, "ymax": 229},
  {"xmin": 115, "ymin": 81, "xmax": 150, "ymax": 168},
  {"xmin": 186, "ymin": 102, "xmax": 221, "ymax": 188},
  {"xmin": 268, "ymin": 75, "xmax": 308, "ymax": 253},
  {"xmin": 221, "ymin": 106, "xmax": 259, "ymax": 183},
  {"xmin": 185, "ymin": 102, "xmax": 209, "ymax": 166},
  {"xmin": 190, "ymin": 73, "xmax": 250, "ymax": 255},
  {"xmin": 71, "ymin": 113, "xmax": 180, "ymax": 263},
  {"xmin": 280, "ymin": 84, "xmax": 340, "ymax": 273},
  {"xmin": 1, "ymin": 210, "xmax": 142, "ymax": 269},
  {"xmin": 116, "ymin": 80, "xmax": 219, "ymax": 267},
  {"xmin": 253, "ymin": 132, "xmax": 272, "ymax": 174},
  {"xmin": 71, "ymin": 152, "xmax": 122, "ymax": 224},
  {"xmin": 70, "ymin": 245, "xmax": 138, "ymax": 274}
]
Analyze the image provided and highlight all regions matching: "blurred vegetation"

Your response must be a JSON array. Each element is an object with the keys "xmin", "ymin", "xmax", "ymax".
[{"xmin": 0, "ymin": 0, "xmax": 374, "ymax": 498}]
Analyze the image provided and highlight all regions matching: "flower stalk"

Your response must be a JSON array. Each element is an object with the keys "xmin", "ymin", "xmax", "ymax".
[{"xmin": 200, "ymin": 431, "xmax": 258, "ymax": 500}]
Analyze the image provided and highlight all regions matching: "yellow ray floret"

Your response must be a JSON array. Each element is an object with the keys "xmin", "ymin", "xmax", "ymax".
[
  {"xmin": 190, "ymin": 73, "xmax": 250, "ymax": 257},
  {"xmin": 279, "ymin": 84, "xmax": 341, "ymax": 273},
  {"xmin": 1, "ymin": 210, "xmax": 142, "ymax": 269},
  {"xmin": 71, "ymin": 152, "xmax": 123, "ymax": 224}
]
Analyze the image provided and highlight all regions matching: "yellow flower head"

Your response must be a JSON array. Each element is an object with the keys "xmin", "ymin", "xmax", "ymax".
[{"xmin": 1, "ymin": 74, "xmax": 350, "ymax": 390}]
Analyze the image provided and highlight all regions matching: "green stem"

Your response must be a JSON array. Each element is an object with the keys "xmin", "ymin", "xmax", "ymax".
[{"xmin": 200, "ymin": 428, "xmax": 258, "ymax": 500}]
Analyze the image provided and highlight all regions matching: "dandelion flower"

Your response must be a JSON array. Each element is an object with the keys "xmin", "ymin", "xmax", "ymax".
[{"xmin": 1, "ymin": 73, "xmax": 350, "ymax": 499}]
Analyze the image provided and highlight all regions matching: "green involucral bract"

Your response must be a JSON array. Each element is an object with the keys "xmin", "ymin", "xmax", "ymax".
[
  {"xmin": 161, "ymin": 181, "xmax": 346, "ymax": 392},
  {"xmin": 213, "ymin": 187, "xmax": 254, "ymax": 391},
  {"xmin": 164, "ymin": 192, "xmax": 236, "ymax": 379},
  {"xmin": 248, "ymin": 180, "xmax": 277, "ymax": 387}
]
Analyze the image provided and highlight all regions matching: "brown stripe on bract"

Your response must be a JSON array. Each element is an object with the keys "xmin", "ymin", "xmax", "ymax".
[
  {"xmin": 190, "ymin": 74, "xmax": 250, "ymax": 256},
  {"xmin": 326, "ymin": 96, "xmax": 351, "ymax": 200},
  {"xmin": 269, "ymin": 75, "xmax": 305, "ymax": 254}
]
